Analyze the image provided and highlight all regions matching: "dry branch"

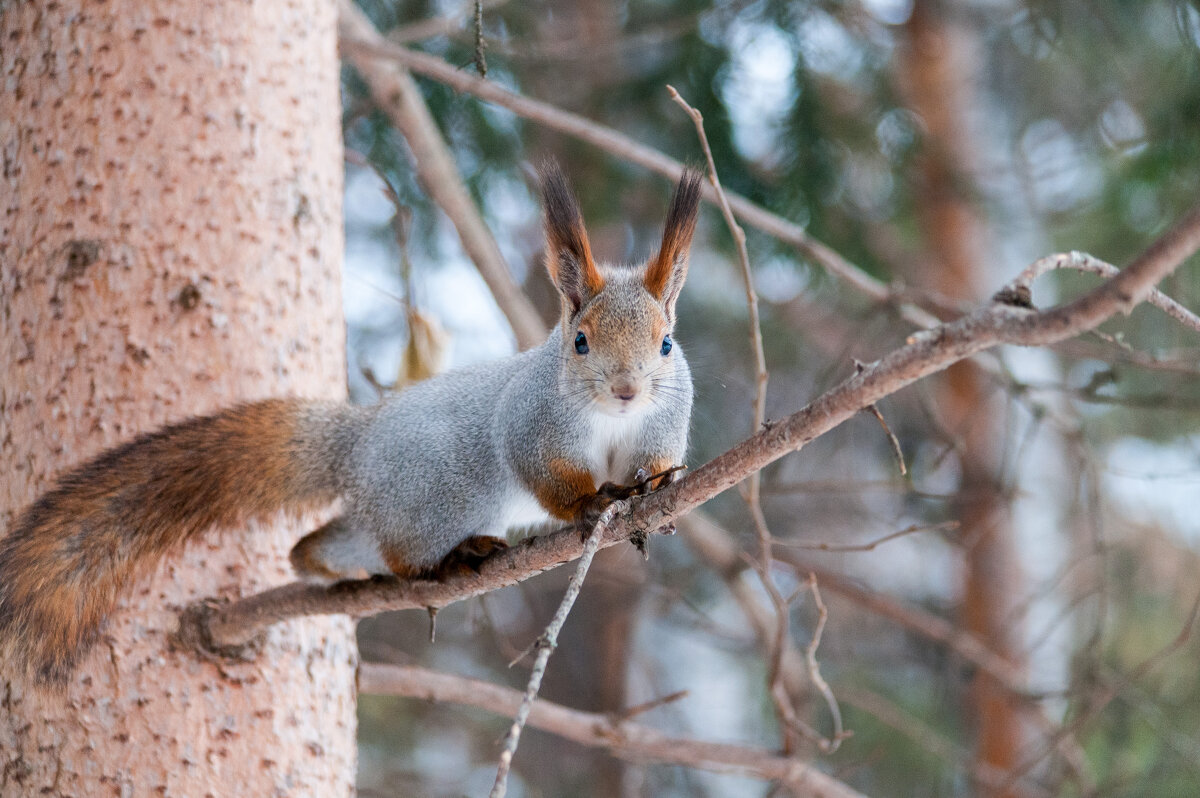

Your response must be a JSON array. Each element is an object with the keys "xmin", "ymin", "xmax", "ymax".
[
  {"xmin": 489, "ymin": 502, "xmax": 618, "ymax": 798},
  {"xmin": 1016, "ymin": 251, "xmax": 1200, "ymax": 332},
  {"xmin": 339, "ymin": 0, "xmax": 545, "ymax": 349},
  {"xmin": 359, "ymin": 662, "xmax": 869, "ymax": 798},
  {"xmin": 680, "ymin": 512, "xmax": 1028, "ymax": 698},
  {"xmin": 185, "ymin": 205, "xmax": 1200, "ymax": 651},
  {"xmin": 681, "ymin": 512, "xmax": 1062, "ymax": 795},
  {"xmin": 667, "ymin": 85, "xmax": 826, "ymax": 753}
]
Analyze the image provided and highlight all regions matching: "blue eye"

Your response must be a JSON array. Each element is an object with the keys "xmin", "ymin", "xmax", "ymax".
[
  {"xmin": 660, "ymin": 335, "xmax": 672, "ymax": 356},
  {"xmin": 574, "ymin": 331, "xmax": 589, "ymax": 355}
]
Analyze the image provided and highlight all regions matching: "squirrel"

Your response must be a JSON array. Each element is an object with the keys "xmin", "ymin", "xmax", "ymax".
[{"xmin": 0, "ymin": 162, "xmax": 703, "ymax": 685}]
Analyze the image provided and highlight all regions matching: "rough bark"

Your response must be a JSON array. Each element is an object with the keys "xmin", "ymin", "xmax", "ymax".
[
  {"xmin": 901, "ymin": 3, "xmax": 1030, "ymax": 793},
  {"xmin": 0, "ymin": 1, "xmax": 355, "ymax": 794}
]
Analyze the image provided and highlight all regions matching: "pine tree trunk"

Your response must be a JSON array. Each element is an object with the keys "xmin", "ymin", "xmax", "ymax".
[
  {"xmin": 900, "ymin": 2, "xmax": 1030, "ymax": 794},
  {"xmin": 0, "ymin": 1, "xmax": 356, "ymax": 794}
]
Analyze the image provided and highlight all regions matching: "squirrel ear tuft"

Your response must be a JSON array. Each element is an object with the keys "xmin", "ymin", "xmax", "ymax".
[
  {"xmin": 646, "ymin": 168, "xmax": 703, "ymax": 320},
  {"xmin": 541, "ymin": 160, "xmax": 604, "ymax": 313}
]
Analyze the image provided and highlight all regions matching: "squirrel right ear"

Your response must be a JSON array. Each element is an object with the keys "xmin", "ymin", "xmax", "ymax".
[
  {"xmin": 646, "ymin": 168, "xmax": 704, "ymax": 322},
  {"xmin": 541, "ymin": 161, "xmax": 604, "ymax": 314}
]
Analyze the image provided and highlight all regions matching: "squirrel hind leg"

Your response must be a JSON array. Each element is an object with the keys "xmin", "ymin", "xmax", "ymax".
[{"xmin": 290, "ymin": 517, "xmax": 393, "ymax": 583}]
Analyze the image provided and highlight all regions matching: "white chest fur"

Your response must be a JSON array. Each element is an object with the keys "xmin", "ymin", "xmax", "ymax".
[
  {"xmin": 584, "ymin": 409, "xmax": 648, "ymax": 483},
  {"xmin": 498, "ymin": 485, "xmax": 551, "ymax": 534}
]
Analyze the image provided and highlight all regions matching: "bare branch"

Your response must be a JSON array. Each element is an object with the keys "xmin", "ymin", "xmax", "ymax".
[
  {"xmin": 668, "ymin": 85, "xmax": 768, "ymax": 438},
  {"xmin": 802, "ymin": 576, "xmax": 846, "ymax": 753},
  {"xmin": 612, "ymin": 689, "xmax": 690, "ymax": 722},
  {"xmin": 385, "ymin": 0, "xmax": 508, "ymax": 45},
  {"xmin": 490, "ymin": 502, "xmax": 618, "ymax": 798},
  {"xmin": 682, "ymin": 512, "xmax": 1030, "ymax": 700},
  {"xmin": 359, "ymin": 662, "xmax": 870, "ymax": 798},
  {"xmin": 775, "ymin": 521, "xmax": 959, "ymax": 553},
  {"xmin": 1014, "ymin": 251, "xmax": 1200, "ymax": 332},
  {"xmin": 667, "ymin": 84, "xmax": 818, "ymax": 753},
  {"xmin": 471, "ymin": 0, "xmax": 487, "ymax": 77},
  {"xmin": 187, "ymin": 204, "xmax": 1200, "ymax": 664},
  {"xmin": 864, "ymin": 402, "xmax": 907, "ymax": 477},
  {"xmin": 339, "ymin": 0, "xmax": 545, "ymax": 350}
]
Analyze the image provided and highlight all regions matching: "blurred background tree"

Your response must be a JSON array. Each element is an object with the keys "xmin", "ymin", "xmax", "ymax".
[{"xmin": 339, "ymin": 0, "xmax": 1200, "ymax": 795}]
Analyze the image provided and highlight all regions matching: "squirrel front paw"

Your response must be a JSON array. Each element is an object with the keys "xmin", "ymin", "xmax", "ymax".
[
  {"xmin": 572, "ymin": 465, "xmax": 686, "ymax": 540},
  {"xmin": 574, "ymin": 490, "xmax": 618, "ymax": 539}
]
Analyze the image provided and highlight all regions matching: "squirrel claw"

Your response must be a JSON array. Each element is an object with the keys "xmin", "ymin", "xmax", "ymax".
[
  {"xmin": 596, "ymin": 480, "xmax": 635, "ymax": 501},
  {"xmin": 574, "ymin": 466, "xmax": 687, "ymax": 540},
  {"xmin": 433, "ymin": 535, "xmax": 510, "ymax": 580},
  {"xmin": 574, "ymin": 493, "xmax": 616, "ymax": 540},
  {"xmin": 635, "ymin": 465, "xmax": 685, "ymax": 495}
]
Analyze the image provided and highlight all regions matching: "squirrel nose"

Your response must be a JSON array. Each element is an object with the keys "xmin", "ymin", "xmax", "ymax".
[{"xmin": 610, "ymin": 381, "xmax": 638, "ymax": 402}]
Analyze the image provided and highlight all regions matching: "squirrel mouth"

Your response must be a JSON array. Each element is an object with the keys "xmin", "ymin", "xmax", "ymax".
[{"xmin": 594, "ymin": 394, "xmax": 648, "ymax": 416}]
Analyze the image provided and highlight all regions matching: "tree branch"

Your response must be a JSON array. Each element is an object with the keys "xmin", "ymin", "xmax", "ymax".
[
  {"xmin": 490, "ymin": 502, "xmax": 617, "ymax": 798},
  {"xmin": 358, "ymin": 662, "xmax": 869, "ymax": 798},
  {"xmin": 678, "ymin": 512, "xmax": 1029, "ymax": 701},
  {"xmin": 1015, "ymin": 250, "xmax": 1200, "ymax": 333},
  {"xmin": 188, "ymin": 204, "xmax": 1200, "ymax": 660}
]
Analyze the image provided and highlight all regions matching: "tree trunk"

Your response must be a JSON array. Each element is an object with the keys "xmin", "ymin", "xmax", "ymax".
[
  {"xmin": 0, "ymin": 1, "xmax": 356, "ymax": 794},
  {"xmin": 900, "ymin": 2, "xmax": 1030, "ymax": 794}
]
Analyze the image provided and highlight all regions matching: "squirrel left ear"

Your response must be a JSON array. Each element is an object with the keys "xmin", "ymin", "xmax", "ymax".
[
  {"xmin": 541, "ymin": 160, "xmax": 604, "ymax": 314},
  {"xmin": 646, "ymin": 168, "xmax": 704, "ymax": 321}
]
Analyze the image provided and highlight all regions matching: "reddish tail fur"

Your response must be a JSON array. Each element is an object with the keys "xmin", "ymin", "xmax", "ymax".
[{"xmin": 0, "ymin": 399, "xmax": 350, "ymax": 685}]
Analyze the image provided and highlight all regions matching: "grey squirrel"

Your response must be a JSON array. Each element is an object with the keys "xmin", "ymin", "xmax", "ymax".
[{"xmin": 0, "ymin": 163, "xmax": 703, "ymax": 684}]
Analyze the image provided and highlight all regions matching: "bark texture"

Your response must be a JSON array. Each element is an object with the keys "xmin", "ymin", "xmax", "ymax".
[{"xmin": 0, "ymin": 1, "xmax": 355, "ymax": 794}]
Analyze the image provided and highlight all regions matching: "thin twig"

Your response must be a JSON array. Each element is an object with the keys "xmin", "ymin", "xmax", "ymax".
[
  {"xmin": 775, "ymin": 521, "xmax": 960, "ymax": 553},
  {"xmin": 385, "ymin": 0, "xmax": 507, "ymax": 45},
  {"xmin": 865, "ymin": 403, "xmax": 907, "ymax": 476},
  {"xmin": 803, "ymin": 576, "xmax": 846, "ymax": 753},
  {"xmin": 1013, "ymin": 251, "xmax": 1200, "ymax": 332},
  {"xmin": 682, "ymin": 512, "xmax": 1026, "ymax": 699},
  {"xmin": 611, "ymin": 689, "xmax": 690, "ymax": 722},
  {"xmin": 489, "ymin": 501, "xmax": 622, "ymax": 798},
  {"xmin": 471, "ymin": 0, "xmax": 487, "ymax": 77},
  {"xmin": 682, "ymin": 510, "xmax": 1059, "ymax": 793},
  {"xmin": 667, "ymin": 83, "xmax": 819, "ymax": 757},
  {"xmin": 359, "ymin": 662, "xmax": 869, "ymax": 797},
  {"xmin": 668, "ymin": 85, "xmax": 768, "ymax": 438}
]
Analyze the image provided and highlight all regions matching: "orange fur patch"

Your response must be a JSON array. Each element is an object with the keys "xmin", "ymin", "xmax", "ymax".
[
  {"xmin": 641, "ymin": 457, "xmax": 679, "ymax": 490},
  {"xmin": 531, "ymin": 458, "xmax": 598, "ymax": 521}
]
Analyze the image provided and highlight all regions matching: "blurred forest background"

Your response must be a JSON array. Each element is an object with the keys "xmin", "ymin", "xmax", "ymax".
[{"xmin": 338, "ymin": 0, "xmax": 1200, "ymax": 795}]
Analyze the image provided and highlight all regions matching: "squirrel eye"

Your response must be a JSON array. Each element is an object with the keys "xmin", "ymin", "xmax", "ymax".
[
  {"xmin": 574, "ymin": 331, "xmax": 589, "ymax": 355},
  {"xmin": 660, "ymin": 335, "xmax": 673, "ymax": 356}
]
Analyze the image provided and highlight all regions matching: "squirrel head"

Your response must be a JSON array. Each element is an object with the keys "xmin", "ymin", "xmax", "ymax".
[{"xmin": 540, "ymin": 162, "xmax": 703, "ymax": 416}]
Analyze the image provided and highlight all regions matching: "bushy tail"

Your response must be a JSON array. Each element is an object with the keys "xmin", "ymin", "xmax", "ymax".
[{"xmin": 0, "ymin": 398, "xmax": 357, "ymax": 685}]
